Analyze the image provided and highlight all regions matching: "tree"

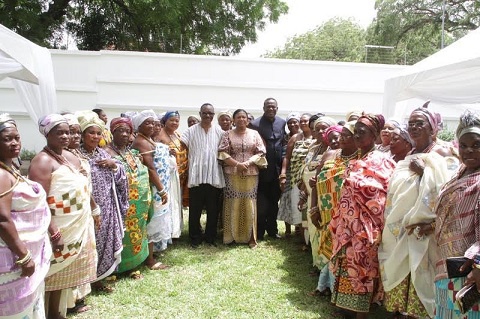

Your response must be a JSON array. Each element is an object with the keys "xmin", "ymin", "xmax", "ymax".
[
  {"xmin": 265, "ymin": 18, "xmax": 367, "ymax": 62},
  {"xmin": 0, "ymin": 0, "xmax": 288, "ymax": 54},
  {"xmin": 367, "ymin": 0, "xmax": 479, "ymax": 64}
]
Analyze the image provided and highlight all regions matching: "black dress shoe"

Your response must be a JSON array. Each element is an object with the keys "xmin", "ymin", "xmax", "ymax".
[
  {"xmin": 191, "ymin": 243, "xmax": 200, "ymax": 249},
  {"xmin": 206, "ymin": 241, "xmax": 217, "ymax": 247}
]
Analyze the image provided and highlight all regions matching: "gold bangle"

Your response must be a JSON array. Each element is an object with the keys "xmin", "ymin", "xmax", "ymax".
[
  {"xmin": 472, "ymin": 263, "xmax": 480, "ymax": 270},
  {"xmin": 15, "ymin": 250, "xmax": 32, "ymax": 266},
  {"xmin": 279, "ymin": 174, "xmax": 286, "ymax": 179}
]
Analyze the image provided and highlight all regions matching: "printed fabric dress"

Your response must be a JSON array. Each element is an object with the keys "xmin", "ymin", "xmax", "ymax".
[
  {"xmin": 218, "ymin": 129, "xmax": 266, "ymax": 244},
  {"xmin": 329, "ymin": 150, "xmax": 395, "ymax": 313},
  {"xmin": 86, "ymin": 147, "xmax": 129, "ymax": 280},
  {"xmin": 0, "ymin": 179, "xmax": 52, "ymax": 319},
  {"xmin": 147, "ymin": 143, "xmax": 173, "ymax": 252},
  {"xmin": 167, "ymin": 131, "xmax": 189, "ymax": 208},
  {"xmin": 434, "ymin": 165, "xmax": 480, "ymax": 319},
  {"xmin": 113, "ymin": 149, "xmax": 151, "ymax": 273}
]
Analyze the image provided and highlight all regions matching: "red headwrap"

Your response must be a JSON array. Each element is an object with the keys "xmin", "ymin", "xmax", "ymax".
[
  {"xmin": 323, "ymin": 125, "xmax": 343, "ymax": 145},
  {"xmin": 357, "ymin": 113, "xmax": 385, "ymax": 136},
  {"xmin": 110, "ymin": 117, "xmax": 133, "ymax": 133}
]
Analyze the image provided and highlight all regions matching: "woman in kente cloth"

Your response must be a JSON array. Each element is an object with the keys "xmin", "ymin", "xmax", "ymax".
[
  {"xmin": 29, "ymin": 114, "xmax": 98, "ymax": 319},
  {"xmin": 77, "ymin": 111, "xmax": 129, "ymax": 290},
  {"xmin": 329, "ymin": 113, "xmax": 396, "ymax": 319},
  {"xmin": 0, "ymin": 114, "xmax": 52, "ymax": 319},
  {"xmin": 106, "ymin": 117, "xmax": 151, "ymax": 280}
]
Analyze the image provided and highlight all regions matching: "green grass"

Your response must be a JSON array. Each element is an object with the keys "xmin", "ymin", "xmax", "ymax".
[{"xmin": 71, "ymin": 217, "xmax": 390, "ymax": 319}]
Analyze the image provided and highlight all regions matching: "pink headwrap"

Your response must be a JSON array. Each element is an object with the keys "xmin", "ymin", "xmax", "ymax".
[
  {"xmin": 323, "ymin": 125, "xmax": 343, "ymax": 145},
  {"xmin": 110, "ymin": 117, "xmax": 133, "ymax": 133}
]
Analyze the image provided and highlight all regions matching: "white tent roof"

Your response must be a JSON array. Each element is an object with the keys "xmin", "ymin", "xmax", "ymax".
[
  {"xmin": 382, "ymin": 27, "xmax": 480, "ymax": 118},
  {"xmin": 0, "ymin": 24, "xmax": 57, "ymax": 122}
]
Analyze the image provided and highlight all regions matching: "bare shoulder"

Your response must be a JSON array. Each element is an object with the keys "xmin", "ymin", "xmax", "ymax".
[{"xmin": 132, "ymin": 137, "xmax": 154, "ymax": 153}]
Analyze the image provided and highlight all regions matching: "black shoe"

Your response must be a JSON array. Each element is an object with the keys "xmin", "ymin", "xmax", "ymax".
[
  {"xmin": 206, "ymin": 241, "xmax": 217, "ymax": 247},
  {"xmin": 191, "ymin": 243, "xmax": 200, "ymax": 249}
]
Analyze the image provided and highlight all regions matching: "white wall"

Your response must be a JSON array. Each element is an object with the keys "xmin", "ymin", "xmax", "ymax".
[{"xmin": 0, "ymin": 50, "xmax": 406, "ymax": 151}]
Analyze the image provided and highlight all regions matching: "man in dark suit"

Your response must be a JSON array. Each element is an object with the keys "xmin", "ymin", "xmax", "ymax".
[{"xmin": 250, "ymin": 98, "xmax": 286, "ymax": 240}]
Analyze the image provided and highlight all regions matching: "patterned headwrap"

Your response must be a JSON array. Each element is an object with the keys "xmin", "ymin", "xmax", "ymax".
[
  {"xmin": 217, "ymin": 111, "xmax": 232, "ymax": 120},
  {"xmin": 161, "ymin": 111, "xmax": 179, "ymax": 125},
  {"xmin": 63, "ymin": 113, "xmax": 80, "ymax": 127},
  {"xmin": 456, "ymin": 110, "xmax": 480, "ymax": 140},
  {"xmin": 392, "ymin": 125, "xmax": 415, "ymax": 147},
  {"xmin": 76, "ymin": 110, "xmax": 106, "ymax": 133},
  {"xmin": 38, "ymin": 114, "xmax": 68, "ymax": 137},
  {"xmin": 411, "ymin": 107, "xmax": 438, "ymax": 134},
  {"xmin": 110, "ymin": 117, "xmax": 133, "ymax": 133},
  {"xmin": 346, "ymin": 110, "xmax": 362, "ymax": 121},
  {"xmin": 357, "ymin": 113, "xmax": 385, "ymax": 136},
  {"xmin": 0, "ymin": 113, "xmax": 16, "ymax": 132},
  {"xmin": 344, "ymin": 120, "xmax": 356, "ymax": 135},
  {"xmin": 313, "ymin": 116, "xmax": 336, "ymax": 128},
  {"xmin": 286, "ymin": 112, "xmax": 301, "ymax": 123},
  {"xmin": 121, "ymin": 111, "xmax": 138, "ymax": 120},
  {"xmin": 323, "ymin": 125, "xmax": 343, "ymax": 145},
  {"xmin": 132, "ymin": 109, "xmax": 156, "ymax": 131}
]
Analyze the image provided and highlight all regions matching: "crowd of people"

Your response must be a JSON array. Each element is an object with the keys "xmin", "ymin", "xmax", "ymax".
[{"xmin": 1, "ymin": 98, "xmax": 480, "ymax": 319}]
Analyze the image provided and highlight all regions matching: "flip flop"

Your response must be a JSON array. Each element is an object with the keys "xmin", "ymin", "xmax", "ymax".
[
  {"xmin": 129, "ymin": 270, "xmax": 144, "ymax": 280},
  {"xmin": 149, "ymin": 261, "xmax": 169, "ymax": 270}
]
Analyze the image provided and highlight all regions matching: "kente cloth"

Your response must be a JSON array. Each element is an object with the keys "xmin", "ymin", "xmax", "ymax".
[
  {"xmin": 0, "ymin": 180, "xmax": 51, "ymax": 318},
  {"xmin": 169, "ymin": 155, "xmax": 183, "ymax": 239},
  {"xmin": 316, "ymin": 152, "xmax": 348, "ymax": 269},
  {"xmin": 290, "ymin": 138, "xmax": 314, "ymax": 186},
  {"xmin": 147, "ymin": 143, "xmax": 173, "ymax": 248},
  {"xmin": 222, "ymin": 174, "xmax": 258, "ymax": 244},
  {"xmin": 167, "ymin": 131, "xmax": 189, "ymax": 207},
  {"xmin": 379, "ymin": 152, "xmax": 456, "ymax": 318},
  {"xmin": 44, "ymin": 165, "xmax": 97, "ymax": 291},
  {"xmin": 434, "ymin": 165, "xmax": 480, "ymax": 282},
  {"xmin": 278, "ymin": 140, "xmax": 293, "ymax": 223},
  {"xmin": 87, "ymin": 147, "xmax": 129, "ymax": 280},
  {"xmin": 435, "ymin": 277, "xmax": 480, "ymax": 319},
  {"xmin": 113, "ymin": 149, "xmax": 151, "ymax": 273},
  {"xmin": 384, "ymin": 275, "xmax": 429, "ymax": 318},
  {"xmin": 329, "ymin": 150, "xmax": 395, "ymax": 296}
]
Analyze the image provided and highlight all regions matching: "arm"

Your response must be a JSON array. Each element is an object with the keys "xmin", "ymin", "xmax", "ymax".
[
  {"xmin": 0, "ymin": 172, "xmax": 35, "ymax": 277},
  {"xmin": 28, "ymin": 153, "xmax": 64, "ymax": 252}
]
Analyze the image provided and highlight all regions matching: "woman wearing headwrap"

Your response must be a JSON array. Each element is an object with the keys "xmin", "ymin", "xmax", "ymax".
[
  {"xmin": 217, "ymin": 111, "xmax": 232, "ymax": 131},
  {"xmin": 131, "ymin": 110, "xmax": 170, "ymax": 270},
  {"xmin": 277, "ymin": 112, "xmax": 301, "ymax": 236},
  {"xmin": 378, "ymin": 119, "xmax": 400, "ymax": 153},
  {"xmin": 29, "ymin": 114, "xmax": 98, "ymax": 319},
  {"xmin": 0, "ymin": 114, "xmax": 52, "ymax": 319},
  {"xmin": 329, "ymin": 113, "xmax": 396, "ymax": 318},
  {"xmin": 187, "ymin": 115, "xmax": 200, "ymax": 127},
  {"xmin": 379, "ymin": 107, "xmax": 459, "ymax": 318},
  {"xmin": 106, "ymin": 117, "xmax": 151, "ymax": 280},
  {"xmin": 308, "ymin": 123, "xmax": 355, "ymax": 297},
  {"xmin": 77, "ymin": 111, "xmax": 129, "ymax": 290},
  {"xmin": 433, "ymin": 110, "xmax": 480, "ymax": 318},
  {"xmin": 299, "ymin": 116, "xmax": 336, "ymax": 248},
  {"xmin": 278, "ymin": 113, "xmax": 313, "ymax": 237},
  {"xmin": 157, "ymin": 110, "xmax": 189, "ymax": 213},
  {"xmin": 389, "ymin": 123, "xmax": 413, "ymax": 162}
]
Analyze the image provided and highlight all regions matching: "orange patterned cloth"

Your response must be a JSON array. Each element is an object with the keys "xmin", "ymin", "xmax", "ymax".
[{"xmin": 167, "ymin": 131, "xmax": 189, "ymax": 207}]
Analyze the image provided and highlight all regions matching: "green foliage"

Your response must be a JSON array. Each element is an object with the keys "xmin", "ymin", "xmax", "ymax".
[
  {"xmin": 367, "ymin": 0, "xmax": 478, "ymax": 64},
  {"xmin": 438, "ymin": 127, "xmax": 455, "ymax": 142},
  {"xmin": 1, "ymin": 0, "xmax": 288, "ymax": 54},
  {"xmin": 265, "ymin": 18, "xmax": 367, "ymax": 62},
  {"xmin": 19, "ymin": 149, "xmax": 36, "ymax": 161}
]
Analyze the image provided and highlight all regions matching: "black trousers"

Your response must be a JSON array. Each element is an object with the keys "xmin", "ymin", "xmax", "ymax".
[
  {"xmin": 189, "ymin": 184, "xmax": 221, "ymax": 244},
  {"xmin": 256, "ymin": 180, "xmax": 281, "ymax": 238}
]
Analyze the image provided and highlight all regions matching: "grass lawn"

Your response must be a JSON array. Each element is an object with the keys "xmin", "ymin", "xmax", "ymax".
[{"xmin": 71, "ymin": 216, "xmax": 390, "ymax": 319}]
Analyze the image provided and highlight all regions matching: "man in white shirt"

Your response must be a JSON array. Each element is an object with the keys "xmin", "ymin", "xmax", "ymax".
[{"xmin": 181, "ymin": 103, "xmax": 225, "ymax": 248}]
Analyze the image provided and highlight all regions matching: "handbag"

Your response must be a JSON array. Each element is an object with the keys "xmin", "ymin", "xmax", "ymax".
[
  {"xmin": 455, "ymin": 283, "xmax": 480, "ymax": 314},
  {"xmin": 446, "ymin": 257, "xmax": 472, "ymax": 278}
]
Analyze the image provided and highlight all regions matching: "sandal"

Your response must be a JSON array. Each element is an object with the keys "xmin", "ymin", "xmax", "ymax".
[
  {"xmin": 307, "ymin": 288, "xmax": 331, "ymax": 297},
  {"xmin": 148, "ymin": 261, "xmax": 169, "ymax": 270},
  {"xmin": 129, "ymin": 270, "xmax": 144, "ymax": 280},
  {"xmin": 93, "ymin": 284, "xmax": 115, "ymax": 294},
  {"xmin": 67, "ymin": 299, "xmax": 91, "ymax": 314}
]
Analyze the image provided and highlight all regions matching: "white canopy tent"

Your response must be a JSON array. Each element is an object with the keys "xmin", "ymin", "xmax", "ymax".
[
  {"xmin": 0, "ymin": 24, "xmax": 57, "ymax": 122},
  {"xmin": 382, "ymin": 27, "xmax": 480, "ymax": 119}
]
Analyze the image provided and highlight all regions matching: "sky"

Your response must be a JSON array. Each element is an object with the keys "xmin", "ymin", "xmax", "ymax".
[{"xmin": 238, "ymin": 0, "xmax": 377, "ymax": 57}]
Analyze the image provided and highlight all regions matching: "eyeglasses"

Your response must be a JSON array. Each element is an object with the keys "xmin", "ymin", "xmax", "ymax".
[
  {"xmin": 200, "ymin": 112, "xmax": 215, "ymax": 117},
  {"xmin": 408, "ymin": 121, "xmax": 427, "ymax": 128}
]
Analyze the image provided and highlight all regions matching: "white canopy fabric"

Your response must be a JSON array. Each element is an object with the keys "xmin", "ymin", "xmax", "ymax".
[
  {"xmin": 382, "ymin": 28, "xmax": 480, "ymax": 118},
  {"xmin": 0, "ymin": 24, "xmax": 57, "ymax": 123}
]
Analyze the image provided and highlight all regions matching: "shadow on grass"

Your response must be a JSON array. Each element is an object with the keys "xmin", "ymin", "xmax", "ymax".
[{"xmin": 264, "ymin": 237, "xmax": 391, "ymax": 319}]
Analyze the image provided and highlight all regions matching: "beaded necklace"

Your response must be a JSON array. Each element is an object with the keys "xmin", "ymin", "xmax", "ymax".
[
  {"xmin": 357, "ymin": 145, "xmax": 376, "ymax": 159},
  {"xmin": 43, "ymin": 146, "xmax": 79, "ymax": 173},
  {"xmin": 137, "ymin": 132, "xmax": 157, "ymax": 148},
  {"xmin": 0, "ymin": 160, "xmax": 40, "ymax": 194},
  {"xmin": 166, "ymin": 131, "xmax": 181, "ymax": 151},
  {"xmin": 79, "ymin": 145, "xmax": 99, "ymax": 160},
  {"xmin": 108, "ymin": 143, "xmax": 137, "ymax": 173}
]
